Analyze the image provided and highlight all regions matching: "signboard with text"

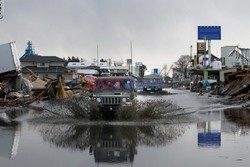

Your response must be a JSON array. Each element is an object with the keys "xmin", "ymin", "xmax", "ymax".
[
  {"xmin": 197, "ymin": 42, "xmax": 205, "ymax": 54},
  {"xmin": 198, "ymin": 26, "xmax": 221, "ymax": 40},
  {"xmin": 153, "ymin": 68, "xmax": 158, "ymax": 75}
]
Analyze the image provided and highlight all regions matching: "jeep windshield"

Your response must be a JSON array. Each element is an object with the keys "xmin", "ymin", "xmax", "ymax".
[{"xmin": 93, "ymin": 78, "xmax": 135, "ymax": 92}]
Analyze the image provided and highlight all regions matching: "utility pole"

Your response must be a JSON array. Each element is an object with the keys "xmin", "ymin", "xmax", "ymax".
[
  {"xmin": 190, "ymin": 45, "xmax": 193, "ymax": 69},
  {"xmin": 203, "ymin": 36, "xmax": 208, "ymax": 81},
  {"xmin": 208, "ymin": 40, "xmax": 211, "ymax": 66},
  {"xmin": 203, "ymin": 36, "xmax": 207, "ymax": 68},
  {"xmin": 97, "ymin": 45, "xmax": 99, "ymax": 67},
  {"xmin": 190, "ymin": 45, "xmax": 193, "ymax": 59},
  {"xmin": 0, "ymin": 0, "xmax": 4, "ymax": 19},
  {"xmin": 130, "ymin": 40, "xmax": 133, "ymax": 75},
  {"xmin": 130, "ymin": 40, "xmax": 133, "ymax": 64}
]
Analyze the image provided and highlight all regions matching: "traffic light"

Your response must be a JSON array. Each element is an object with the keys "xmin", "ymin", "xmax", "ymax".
[{"xmin": 0, "ymin": 0, "xmax": 4, "ymax": 19}]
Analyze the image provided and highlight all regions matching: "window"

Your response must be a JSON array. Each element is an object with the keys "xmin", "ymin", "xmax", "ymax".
[
  {"xmin": 40, "ymin": 62, "xmax": 45, "ymax": 66},
  {"xmin": 221, "ymin": 57, "xmax": 225, "ymax": 65}
]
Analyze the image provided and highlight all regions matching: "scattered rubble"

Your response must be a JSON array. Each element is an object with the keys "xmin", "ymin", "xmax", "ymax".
[
  {"xmin": 222, "ymin": 70, "xmax": 250, "ymax": 102},
  {"xmin": 0, "ymin": 42, "xmax": 92, "ymax": 107},
  {"xmin": 0, "ymin": 42, "xmax": 38, "ymax": 107}
]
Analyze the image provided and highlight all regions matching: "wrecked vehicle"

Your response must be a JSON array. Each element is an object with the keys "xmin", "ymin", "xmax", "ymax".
[
  {"xmin": 139, "ymin": 74, "xmax": 163, "ymax": 92},
  {"xmin": 91, "ymin": 76, "xmax": 137, "ymax": 112},
  {"xmin": 0, "ymin": 42, "xmax": 38, "ymax": 106},
  {"xmin": 0, "ymin": 42, "xmax": 21, "ymax": 75}
]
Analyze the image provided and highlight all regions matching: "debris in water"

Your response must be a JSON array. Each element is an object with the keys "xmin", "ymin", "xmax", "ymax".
[{"xmin": 30, "ymin": 94, "xmax": 182, "ymax": 122}]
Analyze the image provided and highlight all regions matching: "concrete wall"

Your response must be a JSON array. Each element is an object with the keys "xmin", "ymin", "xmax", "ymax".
[
  {"xmin": 37, "ymin": 62, "xmax": 50, "ymax": 67},
  {"xmin": 172, "ymin": 69, "xmax": 184, "ymax": 81},
  {"xmin": 240, "ymin": 49, "xmax": 250, "ymax": 66},
  {"xmin": 21, "ymin": 62, "xmax": 35, "ymax": 67},
  {"xmin": 21, "ymin": 62, "xmax": 64, "ymax": 68},
  {"xmin": 221, "ymin": 46, "xmax": 238, "ymax": 68},
  {"xmin": 50, "ymin": 62, "xmax": 64, "ymax": 66}
]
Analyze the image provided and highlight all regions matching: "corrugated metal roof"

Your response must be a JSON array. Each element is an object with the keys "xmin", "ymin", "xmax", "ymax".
[
  {"xmin": 20, "ymin": 55, "xmax": 65, "ymax": 63},
  {"xmin": 22, "ymin": 66, "xmax": 69, "ymax": 73}
]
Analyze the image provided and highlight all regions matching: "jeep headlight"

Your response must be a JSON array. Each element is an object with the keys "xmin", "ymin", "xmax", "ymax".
[
  {"xmin": 122, "ymin": 98, "xmax": 126, "ymax": 103},
  {"xmin": 97, "ymin": 98, "xmax": 101, "ymax": 103}
]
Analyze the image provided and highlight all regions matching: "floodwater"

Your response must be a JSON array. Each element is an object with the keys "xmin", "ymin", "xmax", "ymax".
[{"xmin": 0, "ymin": 89, "xmax": 250, "ymax": 167}]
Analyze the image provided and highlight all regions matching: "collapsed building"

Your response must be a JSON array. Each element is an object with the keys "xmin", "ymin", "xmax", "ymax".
[
  {"xmin": 187, "ymin": 44, "xmax": 250, "ymax": 92},
  {"xmin": 222, "ymin": 70, "xmax": 250, "ymax": 102},
  {"xmin": 0, "ymin": 42, "xmax": 35, "ymax": 106}
]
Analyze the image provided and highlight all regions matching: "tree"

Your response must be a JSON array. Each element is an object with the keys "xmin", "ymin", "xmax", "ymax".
[
  {"xmin": 100, "ymin": 58, "xmax": 108, "ymax": 62},
  {"xmin": 139, "ymin": 64, "xmax": 147, "ymax": 77},
  {"xmin": 67, "ymin": 56, "xmax": 71, "ymax": 62},
  {"xmin": 174, "ymin": 55, "xmax": 191, "ymax": 79}
]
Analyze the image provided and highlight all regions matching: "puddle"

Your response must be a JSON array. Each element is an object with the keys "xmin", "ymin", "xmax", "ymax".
[{"xmin": 0, "ymin": 89, "xmax": 250, "ymax": 166}]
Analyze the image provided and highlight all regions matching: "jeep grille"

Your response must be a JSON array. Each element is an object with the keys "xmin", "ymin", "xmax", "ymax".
[{"xmin": 102, "ymin": 97, "xmax": 121, "ymax": 105}]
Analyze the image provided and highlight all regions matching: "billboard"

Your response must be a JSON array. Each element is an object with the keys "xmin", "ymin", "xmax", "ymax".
[
  {"xmin": 198, "ymin": 132, "xmax": 221, "ymax": 147},
  {"xmin": 197, "ymin": 42, "xmax": 205, "ymax": 54},
  {"xmin": 198, "ymin": 26, "xmax": 221, "ymax": 40}
]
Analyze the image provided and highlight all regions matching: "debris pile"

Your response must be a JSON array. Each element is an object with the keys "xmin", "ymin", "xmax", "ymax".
[
  {"xmin": 0, "ymin": 71, "xmax": 35, "ymax": 107},
  {"xmin": 0, "ymin": 42, "xmax": 38, "ymax": 107},
  {"xmin": 0, "ymin": 41, "xmax": 84, "ymax": 107},
  {"xmin": 222, "ymin": 70, "xmax": 250, "ymax": 102}
]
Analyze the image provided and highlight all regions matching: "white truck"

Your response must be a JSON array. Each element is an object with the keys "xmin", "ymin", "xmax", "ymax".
[{"xmin": 0, "ymin": 42, "xmax": 21, "ymax": 74}]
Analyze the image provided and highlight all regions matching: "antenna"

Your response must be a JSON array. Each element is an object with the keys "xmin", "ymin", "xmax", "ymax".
[
  {"xmin": 190, "ymin": 45, "xmax": 193, "ymax": 59},
  {"xmin": 130, "ymin": 40, "xmax": 133, "ymax": 65},
  {"xmin": 130, "ymin": 40, "xmax": 133, "ymax": 75}
]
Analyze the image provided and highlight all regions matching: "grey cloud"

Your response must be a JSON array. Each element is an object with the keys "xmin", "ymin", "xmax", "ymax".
[{"xmin": 1, "ymin": 0, "xmax": 250, "ymax": 67}]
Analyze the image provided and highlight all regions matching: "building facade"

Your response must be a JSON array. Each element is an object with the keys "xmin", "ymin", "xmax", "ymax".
[
  {"xmin": 20, "ymin": 55, "xmax": 71, "ymax": 80},
  {"xmin": 221, "ymin": 46, "xmax": 250, "ymax": 68}
]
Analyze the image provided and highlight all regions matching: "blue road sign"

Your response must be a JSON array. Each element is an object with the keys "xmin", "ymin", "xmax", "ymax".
[
  {"xmin": 153, "ymin": 68, "xmax": 158, "ymax": 75},
  {"xmin": 198, "ymin": 132, "xmax": 221, "ymax": 147},
  {"xmin": 198, "ymin": 26, "xmax": 221, "ymax": 40}
]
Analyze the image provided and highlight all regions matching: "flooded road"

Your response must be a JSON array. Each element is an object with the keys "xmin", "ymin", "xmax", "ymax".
[{"xmin": 0, "ymin": 89, "xmax": 250, "ymax": 167}]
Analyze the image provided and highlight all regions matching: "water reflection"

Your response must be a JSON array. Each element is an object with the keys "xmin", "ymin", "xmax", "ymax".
[
  {"xmin": 223, "ymin": 108, "xmax": 250, "ymax": 136},
  {"xmin": 0, "ymin": 108, "xmax": 28, "ymax": 159},
  {"xmin": 38, "ymin": 124, "xmax": 185, "ymax": 165},
  {"xmin": 89, "ymin": 126, "xmax": 137, "ymax": 164},
  {"xmin": 0, "ymin": 117, "xmax": 21, "ymax": 159},
  {"xmin": 197, "ymin": 122, "xmax": 221, "ymax": 148},
  {"xmin": 196, "ymin": 108, "xmax": 250, "ymax": 148}
]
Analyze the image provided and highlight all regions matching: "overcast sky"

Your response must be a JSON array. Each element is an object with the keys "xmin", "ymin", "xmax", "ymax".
[{"xmin": 1, "ymin": 0, "xmax": 250, "ymax": 68}]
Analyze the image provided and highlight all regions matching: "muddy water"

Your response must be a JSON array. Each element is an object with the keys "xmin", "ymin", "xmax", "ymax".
[{"xmin": 0, "ymin": 89, "xmax": 250, "ymax": 167}]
